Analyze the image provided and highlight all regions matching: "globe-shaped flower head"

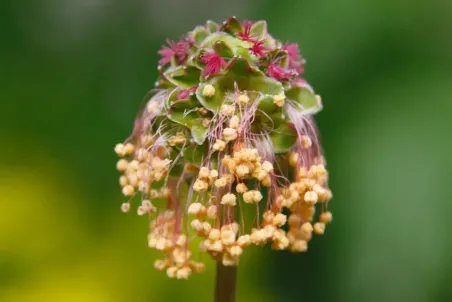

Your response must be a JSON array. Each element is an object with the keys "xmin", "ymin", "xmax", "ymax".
[{"xmin": 114, "ymin": 17, "xmax": 332, "ymax": 280}]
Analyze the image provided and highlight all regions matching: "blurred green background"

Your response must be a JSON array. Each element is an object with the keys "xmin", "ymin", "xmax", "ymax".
[{"xmin": 1, "ymin": 0, "xmax": 452, "ymax": 301}]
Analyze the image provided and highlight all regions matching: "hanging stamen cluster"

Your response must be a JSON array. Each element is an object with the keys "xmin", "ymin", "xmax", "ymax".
[{"xmin": 114, "ymin": 17, "xmax": 332, "ymax": 279}]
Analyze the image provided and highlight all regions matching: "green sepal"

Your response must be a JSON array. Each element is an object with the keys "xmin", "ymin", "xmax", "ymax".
[
  {"xmin": 206, "ymin": 20, "xmax": 219, "ymax": 34},
  {"xmin": 257, "ymin": 95, "xmax": 279, "ymax": 113},
  {"xmin": 167, "ymin": 109, "xmax": 209, "ymax": 145},
  {"xmin": 222, "ymin": 17, "xmax": 243, "ymax": 35},
  {"xmin": 167, "ymin": 89, "xmax": 201, "ymax": 110},
  {"xmin": 164, "ymin": 65, "xmax": 201, "ymax": 88},
  {"xmin": 213, "ymin": 40, "xmax": 234, "ymax": 59},
  {"xmin": 285, "ymin": 85, "xmax": 322, "ymax": 114},
  {"xmin": 183, "ymin": 142, "xmax": 208, "ymax": 166},
  {"xmin": 270, "ymin": 122, "xmax": 298, "ymax": 153},
  {"xmin": 250, "ymin": 20, "xmax": 267, "ymax": 41},
  {"xmin": 192, "ymin": 26, "xmax": 210, "ymax": 44}
]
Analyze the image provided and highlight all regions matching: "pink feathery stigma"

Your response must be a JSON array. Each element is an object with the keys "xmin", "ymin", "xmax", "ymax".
[
  {"xmin": 249, "ymin": 40, "xmax": 269, "ymax": 58},
  {"xmin": 282, "ymin": 43, "xmax": 304, "ymax": 74},
  {"xmin": 158, "ymin": 45, "xmax": 175, "ymax": 66},
  {"xmin": 178, "ymin": 85, "xmax": 198, "ymax": 100},
  {"xmin": 267, "ymin": 64, "xmax": 298, "ymax": 81},
  {"xmin": 237, "ymin": 20, "xmax": 254, "ymax": 42},
  {"xmin": 200, "ymin": 51, "xmax": 227, "ymax": 77},
  {"xmin": 158, "ymin": 36, "xmax": 194, "ymax": 66}
]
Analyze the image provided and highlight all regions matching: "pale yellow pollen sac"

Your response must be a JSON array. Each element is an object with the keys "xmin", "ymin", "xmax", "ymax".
[
  {"xmin": 122, "ymin": 185, "xmax": 135, "ymax": 196},
  {"xmin": 116, "ymin": 159, "xmax": 128, "ymax": 172},
  {"xmin": 177, "ymin": 267, "xmax": 192, "ymax": 280},
  {"xmin": 167, "ymin": 266, "xmax": 178, "ymax": 278},
  {"xmin": 223, "ymin": 127, "xmax": 238, "ymax": 141},
  {"xmin": 243, "ymin": 190, "xmax": 263, "ymax": 204},
  {"xmin": 224, "ymin": 174, "xmax": 235, "ymax": 183},
  {"xmin": 161, "ymin": 187, "xmax": 170, "ymax": 199},
  {"xmin": 313, "ymin": 222, "xmax": 326, "ymax": 235},
  {"xmin": 188, "ymin": 202, "xmax": 205, "ymax": 216},
  {"xmin": 141, "ymin": 199, "xmax": 156, "ymax": 213},
  {"xmin": 119, "ymin": 175, "xmax": 128, "ymax": 187},
  {"xmin": 191, "ymin": 219, "xmax": 203, "ymax": 232},
  {"xmin": 114, "ymin": 143, "xmax": 126, "ymax": 157},
  {"xmin": 168, "ymin": 133, "xmax": 186, "ymax": 146},
  {"xmin": 288, "ymin": 214, "xmax": 302, "ymax": 227},
  {"xmin": 229, "ymin": 115, "xmax": 240, "ymax": 129},
  {"xmin": 222, "ymin": 254, "xmax": 239, "ymax": 266},
  {"xmin": 215, "ymin": 177, "xmax": 227, "ymax": 188},
  {"xmin": 202, "ymin": 118, "xmax": 211, "ymax": 127},
  {"xmin": 301, "ymin": 135, "xmax": 313, "ymax": 149},
  {"xmin": 120, "ymin": 202, "xmax": 130, "ymax": 213},
  {"xmin": 273, "ymin": 213, "xmax": 287, "ymax": 227},
  {"xmin": 221, "ymin": 193, "xmax": 237, "ymax": 206},
  {"xmin": 221, "ymin": 229, "xmax": 236, "ymax": 245},
  {"xmin": 291, "ymin": 240, "xmax": 308, "ymax": 252},
  {"xmin": 238, "ymin": 93, "xmax": 250, "ymax": 104},
  {"xmin": 236, "ymin": 164, "xmax": 250, "ymax": 178},
  {"xmin": 301, "ymin": 222, "xmax": 313, "ymax": 234},
  {"xmin": 220, "ymin": 104, "xmax": 235, "ymax": 116},
  {"xmin": 146, "ymin": 100, "xmax": 159, "ymax": 113},
  {"xmin": 176, "ymin": 235, "xmax": 187, "ymax": 246},
  {"xmin": 209, "ymin": 169, "xmax": 219, "ymax": 179},
  {"xmin": 213, "ymin": 139, "xmax": 226, "ymax": 151},
  {"xmin": 288, "ymin": 152, "xmax": 299, "ymax": 167},
  {"xmin": 315, "ymin": 94, "xmax": 322, "ymax": 107},
  {"xmin": 193, "ymin": 179, "xmax": 208, "ymax": 192},
  {"xmin": 202, "ymin": 221, "xmax": 212, "ymax": 235},
  {"xmin": 262, "ymin": 161, "xmax": 274, "ymax": 173},
  {"xmin": 273, "ymin": 94, "xmax": 286, "ymax": 107},
  {"xmin": 199, "ymin": 107, "xmax": 209, "ymax": 115},
  {"xmin": 236, "ymin": 183, "xmax": 248, "ymax": 193},
  {"xmin": 229, "ymin": 245, "xmax": 243, "ymax": 256},
  {"xmin": 237, "ymin": 235, "xmax": 251, "ymax": 247},
  {"xmin": 263, "ymin": 211, "xmax": 275, "ymax": 224},
  {"xmin": 319, "ymin": 211, "xmax": 333, "ymax": 224},
  {"xmin": 124, "ymin": 143, "xmax": 135, "ymax": 155},
  {"xmin": 202, "ymin": 84, "xmax": 215, "ymax": 97},
  {"xmin": 209, "ymin": 229, "xmax": 221, "ymax": 241},
  {"xmin": 304, "ymin": 191, "xmax": 318, "ymax": 205},
  {"xmin": 207, "ymin": 205, "xmax": 218, "ymax": 220},
  {"xmin": 154, "ymin": 259, "xmax": 167, "ymax": 271},
  {"xmin": 209, "ymin": 240, "xmax": 224, "ymax": 252},
  {"xmin": 137, "ymin": 205, "xmax": 148, "ymax": 216},
  {"xmin": 198, "ymin": 166, "xmax": 210, "ymax": 179}
]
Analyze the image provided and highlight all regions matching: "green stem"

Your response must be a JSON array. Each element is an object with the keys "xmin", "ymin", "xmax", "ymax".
[{"xmin": 215, "ymin": 261, "xmax": 237, "ymax": 302}]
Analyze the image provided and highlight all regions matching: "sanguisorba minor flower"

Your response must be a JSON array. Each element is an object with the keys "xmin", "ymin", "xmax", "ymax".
[{"xmin": 114, "ymin": 17, "xmax": 332, "ymax": 280}]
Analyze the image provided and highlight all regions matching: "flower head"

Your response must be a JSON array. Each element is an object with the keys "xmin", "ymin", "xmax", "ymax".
[{"xmin": 115, "ymin": 17, "xmax": 332, "ymax": 279}]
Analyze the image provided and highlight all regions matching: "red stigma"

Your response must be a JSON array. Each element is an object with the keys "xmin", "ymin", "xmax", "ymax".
[
  {"xmin": 158, "ymin": 36, "xmax": 194, "ymax": 67},
  {"xmin": 282, "ymin": 43, "xmax": 304, "ymax": 74},
  {"xmin": 249, "ymin": 40, "xmax": 269, "ymax": 58},
  {"xmin": 237, "ymin": 21, "xmax": 254, "ymax": 42},
  {"xmin": 200, "ymin": 51, "xmax": 227, "ymax": 77},
  {"xmin": 267, "ymin": 64, "xmax": 298, "ymax": 81}
]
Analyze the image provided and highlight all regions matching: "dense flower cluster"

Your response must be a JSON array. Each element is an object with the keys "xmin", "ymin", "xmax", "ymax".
[{"xmin": 115, "ymin": 17, "xmax": 332, "ymax": 279}]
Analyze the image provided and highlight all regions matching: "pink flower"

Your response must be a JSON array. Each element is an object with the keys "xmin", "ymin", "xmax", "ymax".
[
  {"xmin": 237, "ymin": 21, "xmax": 254, "ymax": 42},
  {"xmin": 178, "ymin": 86, "xmax": 198, "ymax": 100},
  {"xmin": 158, "ymin": 36, "xmax": 195, "ymax": 66},
  {"xmin": 200, "ymin": 51, "xmax": 227, "ymax": 77},
  {"xmin": 249, "ymin": 40, "xmax": 269, "ymax": 58},
  {"xmin": 282, "ymin": 43, "xmax": 304, "ymax": 74},
  {"xmin": 267, "ymin": 64, "xmax": 298, "ymax": 81}
]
